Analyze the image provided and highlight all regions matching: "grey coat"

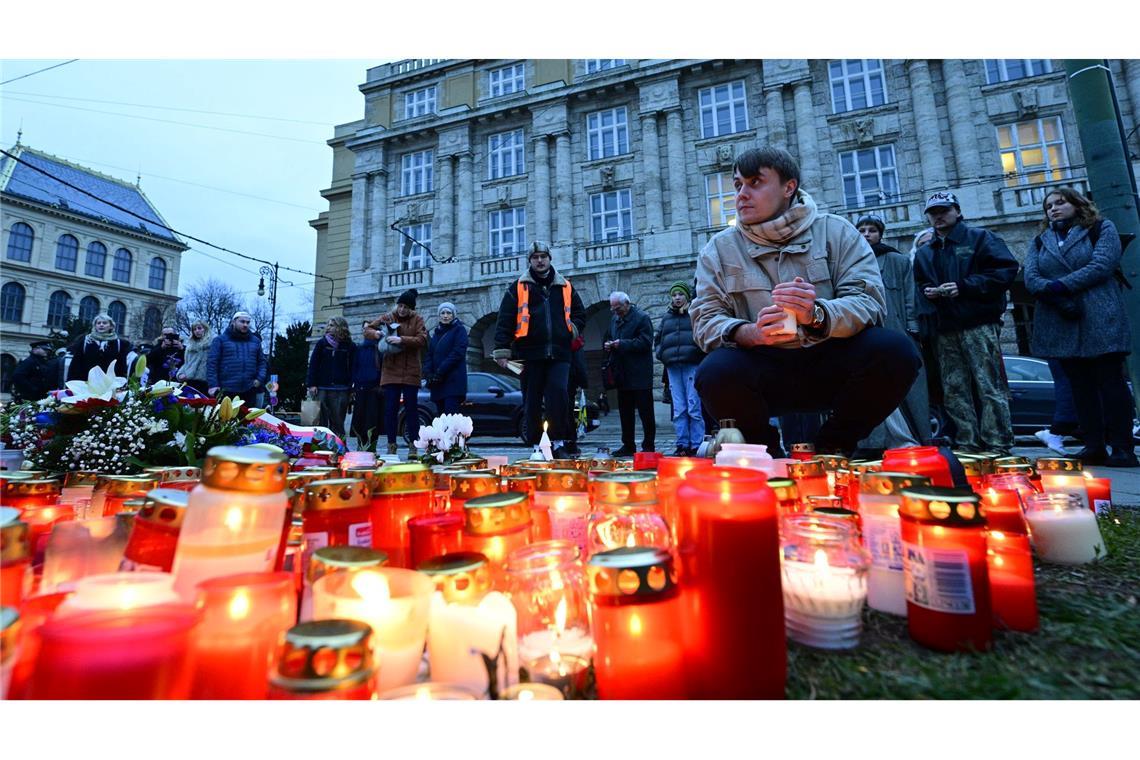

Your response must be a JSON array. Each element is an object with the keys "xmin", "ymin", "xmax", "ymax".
[{"xmin": 1023, "ymin": 219, "xmax": 1131, "ymax": 359}]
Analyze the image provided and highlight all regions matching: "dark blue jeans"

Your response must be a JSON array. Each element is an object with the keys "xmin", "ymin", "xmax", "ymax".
[
  {"xmin": 437, "ymin": 396, "xmax": 462, "ymax": 414},
  {"xmin": 521, "ymin": 360, "xmax": 571, "ymax": 444},
  {"xmin": 1045, "ymin": 358, "xmax": 1079, "ymax": 433},
  {"xmin": 1058, "ymin": 353, "xmax": 1135, "ymax": 450},
  {"xmin": 695, "ymin": 327, "xmax": 921, "ymax": 453},
  {"xmin": 384, "ymin": 383, "xmax": 420, "ymax": 445}
]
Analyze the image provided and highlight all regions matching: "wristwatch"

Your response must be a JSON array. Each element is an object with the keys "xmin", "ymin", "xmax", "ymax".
[{"xmin": 809, "ymin": 303, "xmax": 827, "ymax": 331}]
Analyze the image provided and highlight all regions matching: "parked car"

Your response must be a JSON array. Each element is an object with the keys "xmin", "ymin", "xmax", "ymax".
[{"xmin": 397, "ymin": 371, "xmax": 600, "ymax": 444}]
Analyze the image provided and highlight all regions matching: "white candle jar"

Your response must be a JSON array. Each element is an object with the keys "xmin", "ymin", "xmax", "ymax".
[
  {"xmin": 857, "ymin": 471, "xmax": 931, "ymax": 616},
  {"xmin": 503, "ymin": 541, "xmax": 593, "ymax": 664},
  {"xmin": 1023, "ymin": 492, "xmax": 1105, "ymax": 565},
  {"xmin": 1035, "ymin": 457, "xmax": 1089, "ymax": 512},
  {"xmin": 714, "ymin": 443, "xmax": 775, "ymax": 474}
]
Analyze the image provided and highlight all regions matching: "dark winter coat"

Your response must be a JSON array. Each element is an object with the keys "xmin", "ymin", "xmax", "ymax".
[
  {"xmin": 423, "ymin": 320, "xmax": 469, "ymax": 403},
  {"xmin": 352, "ymin": 339, "xmax": 382, "ymax": 388},
  {"xmin": 11, "ymin": 354, "xmax": 54, "ymax": 402},
  {"xmin": 148, "ymin": 343, "xmax": 185, "ymax": 383},
  {"xmin": 654, "ymin": 306, "xmax": 703, "ymax": 367},
  {"xmin": 913, "ymin": 221, "xmax": 1018, "ymax": 336},
  {"xmin": 307, "ymin": 337, "xmax": 356, "ymax": 390},
  {"xmin": 207, "ymin": 326, "xmax": 267, "ymax": 393},
  {"xmin": 493, "ymin": 267, "xmax": 586, "ymax": 363},
  {"xmin": 66, "ymin": 336, "xmax": 132, "ymax": 382},
  {"xmin": 603, "ymin": 304, "xmax": 655, "ymax": 391},
  {"xmin": 871, "ymin": 242, "xmax": 920, "ymax": 336},
  {"xmin": 368, "ymin": 310, "xmax": 428, "ymax": 387},
  {"xmin": 1023, "ymin": 219, "xmax": 1131, "ymax": 359}
]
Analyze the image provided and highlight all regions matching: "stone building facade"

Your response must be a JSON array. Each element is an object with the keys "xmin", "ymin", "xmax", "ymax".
[{"xmin": 312, "ymin": 58, "xmax": 1140, "ymax": 386}]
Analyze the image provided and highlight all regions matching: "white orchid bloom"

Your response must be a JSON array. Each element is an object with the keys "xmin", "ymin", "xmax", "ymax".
[
  {"xmin": 62, "ymin": 360, "xmax": 128, "ymax": 403},
  {"xmin": 433, "ymin": 451, "xmax": 445, "ymax": 463},
  {"xmin": 147, "ymin": 380, "xmax": 182, "ymax": 398}
]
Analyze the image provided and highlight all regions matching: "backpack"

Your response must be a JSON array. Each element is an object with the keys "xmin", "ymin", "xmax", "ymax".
[{"xmin": 1032, "ymin": 220, "xmax": 1132, "ymax": 290}]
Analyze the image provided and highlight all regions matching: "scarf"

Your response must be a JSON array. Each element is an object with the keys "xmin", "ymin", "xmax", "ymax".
[
  {"xmin": 735, "ymin": 188, "xmax": 819, "ymax": 247},
  {"xmin": 86, "ymin": 323, "xmax": 119, "ymax": 351},
  {"xmin": 324, "ymin": 333, "xmax": 340, "ymax": 349}
]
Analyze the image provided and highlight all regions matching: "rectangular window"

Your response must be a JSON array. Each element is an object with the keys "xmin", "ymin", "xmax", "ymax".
[
  {"xmin": 590, "ymin": 189, "xmax": 633, "ymax": 242},
  {"xmin": 586, "ymin": 107, "xmax": 629, "ymax": 160},
  {"xmin": 488, "ymin": 63, "xmax": 525, "ymax": 97},
  {"xmin": 984, "ymin": 59, "xmax": 1053, "ymax": 85},
  {"xmin": 698, "ymin": 81, "xmax": 749, "ymax": 139},
  {"xmin": 585, "ymin": 59, "xmax": 626, "ymax": 75},
  {"xmin": 488, "ymin": 208, "xmax": 527, "ymax": 257},
  {"xmin": 828, "ymin": 59, "xmax": 888, "ymax": 114},
  {"xmin": 996, "ymin": 116, "xmax": 1070, "ymax": 187},
  {"xmin": 400, "ymin": 222, "xmax": 432, "ymax": 271},
  {"xmin": 705, "ymin": 172, "xmax": 737, "ymax": 227},
  {"xmin": 838, "ymin": 145, "xmax": 901, "ymax": 207},
  {"xmin": 404, "ymin": 86, "xmax": 437, "ymax": 119},
  {"xmin": 488, "ymin": 129, "xmax": 525, "ymax": 180},
  {"xmin": 401, "ymin": 150, "xmax": 434, "ymax": 196}
]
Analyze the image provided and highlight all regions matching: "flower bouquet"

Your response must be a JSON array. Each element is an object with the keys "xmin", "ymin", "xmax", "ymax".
[{"xmin": 413, "ymin": 413, "xmax": 474, "ymax": 465}]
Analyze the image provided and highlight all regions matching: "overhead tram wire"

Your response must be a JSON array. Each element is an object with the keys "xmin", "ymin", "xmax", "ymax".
[
  {"xmin": 0, "ymin": 60, "xmax": 79, "ymax": 87},
  {"xmin": 2, "ymin": 90, "xmax": 332, "ymax": 126}
]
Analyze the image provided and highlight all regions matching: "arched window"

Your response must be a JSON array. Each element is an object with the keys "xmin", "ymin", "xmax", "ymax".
[
  {"xmin": 1, "ymin": 354, "xmax": 16, "ymax": 395},
  {"xmin": 79, "ymin": 296, "xmax": 101, "ymax": 324},
  {"xmin": 1, "ymin": 283, "xmax": 25, "ymax": 323},
  {"xmin": 55, "ymin": 234, "xmax": 79, "ymax": 272},
  {"xmin": 85, "ymin": 241, "xmax": 107, "ymax": 277},
  {"xmin": 148, "ymin": 257, "xmax": 167, "ymax": 291},
  {"xmin": 107, "ymin": 301, "xmax": 127, "ymax": 333},
  {"xmin": 47, "ymin": 290, "xmax": 72, "ymax": 328},
  {"xmin": 112, "ymin": 248, "xmax": 133, "ymax": 283},
  {"xmin": 6, "ymin": 222, "xmax": 34, "ymax": 262},
  {"xmin": 142, "ymin": 306, "xmax": 163, "ymax": 340}
]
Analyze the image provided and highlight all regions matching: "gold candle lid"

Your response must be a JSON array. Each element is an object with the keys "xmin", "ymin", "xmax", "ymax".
[
  {"xmin": 994, "ymin": 455, "xmax": 1031, "ymax": 467},
  {"xmin": 271, "ymin": 619, "xmax": 375, "ymax": 694},
  {"xmin": 814, "ymin": 454, "xmax": 849, "ymax": 471},
  {"xmin": 588, "ymin": 471, "xmax": 657, "ymax": 505},
  {"xmin": 791, "ymin": 443, "xmax": 816, "ymax": 456},
  {"xmin": 787, "ymin": 460, "xmax": 826, "ymax": 479},
  {"xmin": 304, "ymin": 478, "xmax": 372, "ymax": 512},
  {"xmin": 860, "ymin": 471, "xmax": 932, "ymax": 496},
  {"xmin": 416, "ymin": 551, "xmax": 492, "ymax": 604},
  {"xmin": 104, "ymin": 475, "xmax": 160, "ymax": 498},
  {"xmin": 1035, "ymin": 457, "xmax": 1082, "ymax": 473},
  {"xmin": 144, "ymin": 466, "xmax": 202, "ymax": 483},
  {"xmin": 296, "ymin": 466, "xmax": 341, "ymax": 480},
  {"xmin": 498, "ymin": 463, "xmax": 524, "ymax": 478},
  {"xmin": 767, "ymin": 477, "xmax": 799, "ymax": 505},
  {"xmin": 464, "ymin": 491, "xmax": 530, "ymax": 535},
  {"xmin": 0, "ymin": 518, "xmax": 30, "ymax": 563},
  {"xmin": 994, "ymin": 462, "xmax": 1035, "ymax": 477},
  {"xmin": 342, "ymin": 467, "xmax": 380, "ymax": 491},
  {"xmin": 62, "ymin": 470, "xmax": 100, "ymax": 487},
  {"xmin": 588, "ymin": 546, "xmax": 677, "ymax": 600},
  {"xmin": 534, "ymin": 469, "xmax": 588, "ymax": 493},
  {"xmin": 202, "ymin": 446, "xmax": 288, "ymax": 493},
  {"xmin": 847, "ymin": 460, "xmax": 882, "ymax": 477},
  {"xmin": 549, "ymin": 458, "xmax": 578, "ymax": 471},
  {"xmin": 1, "ymin": 607, "xmax": 19, "ymax": 666},
  {"xmin": 449, "ymin": 472, "xmax": 501, "ymax": 500},
  {"xmin": 504, "ymin": 474, "xmax": 538, "ymax": 494},
  {"xmin": 451, "ymin": 457, "xmax": 489, "ymax": 471},
  {"xmin": 1, "ymin": 478, "xmax": 61, "ymax": 497},
  {"xmin": 136, "ymin": 488, "xmax": 189, "ymax": 529},
  {"xmin": 516, "ymin": 460, "xmax": 555, "ymax": 471},
  {"xmin": 309, "ymin": 546, "xmax": 388, "ymax": 585},
  {"xmin": 374, "ymin": 463, "xmax": 433, "ymax": 495},
  {"xmin": 900, "ymin": 485, "xmax": 985, "ymax": 526}
]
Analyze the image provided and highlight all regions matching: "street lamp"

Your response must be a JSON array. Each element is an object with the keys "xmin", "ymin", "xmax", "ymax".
[{"xmin": 258, "ymin": 263, "xmax": 279, "ymax": 367}]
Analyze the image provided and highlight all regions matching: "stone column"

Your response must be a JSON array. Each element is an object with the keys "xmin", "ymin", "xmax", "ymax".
[
  {"xmin": 456, "ymin": 152, "xmax": 474, "ymax": 258},
  {"xmin": 763, "ymin": 86, "xmax": 787, "ymax": 148},
  {"xmin": 792, "ymin": 81, "xmax": 821, "ymax": 192},
  {"xmin": 665, "ymin": 108, "xmax": 689, "ymax": 229},
  {"xmin": 346, "ymin": 174, "xmax": 369, "ymax": 297},
  {"xmin": 640, "ymin": 111, "xmax": 664, "ymax": 232},
  {"xmin": 434, "ymin": 154, "xmax": 454, "ymax": 263},
  {"xmin": 533, "ymin": 134, "xmax": 552, "ymax": 245},
  {"xmin": 367, "ymin": 171, "xmax": 387, "ymax": 270},
  {"xmin": 554, "ymin": 132, "xmax": 572, "ymax": 245},
  {"xmin": 1124, "ymin": 60, "xmax": 1140, "ymax": 142},
  {"xmin": 908, "ymin": 59, "xmax": 948, "ymax": 192},
  {"xmin": 941, "ymin": 59, "xmax": 981, "ymax": 181}
]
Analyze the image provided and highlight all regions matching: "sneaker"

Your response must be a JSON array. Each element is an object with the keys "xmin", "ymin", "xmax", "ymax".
[
  {"xmin": 1105, "ymin": 448, "xmax": 1140, "ymax": 468},
  {"xmin": 1034, "ymin": 429, "xmax": 1068, "ymax": 455},
  {"xmin": 387, "ymin": 442, "xmax": 398, "ymax": 455},
  {"xmin": 1074, "ymin": 446, "xmax": 1108, "ymax": 466},
  {"xmin": 612, "ymin": 445, "xmax": 636, "ymax": 458},
  {"xmin": 671, "ymin": 446, "xmax": 688, "ymax": 457}
]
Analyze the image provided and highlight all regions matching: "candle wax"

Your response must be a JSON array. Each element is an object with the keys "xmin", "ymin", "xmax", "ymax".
[{"xmin": 1024, "ymin": 508, "xmax": 1105, "ymax": 565}]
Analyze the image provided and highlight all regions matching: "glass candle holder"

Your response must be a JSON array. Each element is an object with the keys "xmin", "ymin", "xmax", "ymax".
[
  {"xmin": 882, "ymin": 446, "xmax": 954, "ymax": 487},
  {"xmin": 899, "ymin": 486, "xmax": 992, "ymax": 653},
  {"xmin": 586, "ymin": 471, "xmax": 669, "ymax": 558},
  {"xmin": 993, "ymin": 461, "xmax": 1040, "ymax": 492},
  {"xmin": 715, "ymin": 443, "xmax": 775, "ymax": 473},
  {"xmin": 1035, "ymin": 458, "xmax": 1090, "ymax": 512},
  {"xmin": 814, "ymin": 454, "xmax": 850, "ymax": 494},
  {"xmin": 54, "ymin": 571, "xmax": 181, "ymax": 617},
  {"xmin": 500, "ymin": 682, "xmax": 565, "ymax": 700},
  {"xmin": 790, "ymin": 443, "xmax": 816, "ymax": 461},
  {"xmin": 428, "ymin": 466, "xmax": 465, "ymax": 513},
  {"xmin": 99, "ymin": 475, "xmax": 160, "ymax": 517},
  {"xmin": 311, "ymin": 567, "xmax": 433, "ymax": 692},
  {"xmin": 956, "ymin": 457, "xmax": 989, "ymax": 494},
  {"xmin": 268, "ymin": 619, "xmax": 376, "ymax": 700},
  {"xmin": 449, "ymin": 471, "xmax": 502, "ymax": 515},
  {"xmin": 655, "ymin": 456, "xmax": 714, "ymax": 546},
  {"xmin": 979, "ymin": 487, "xmax": 1027, "ymax": 535},
  {"xmin": 144, "ymin": 466, "xmax": 202, "ymax": 492},
  {"xmin": 505, "ymin": 540, "xmax": 593, "ymax": 666},
  {"xmin": 1023, "ymin": 492, "xmax": 1105, "ymax": 565},
  {"xmin": 675, "ymin": 466, "xmax": 784, "ymax": 699},
  {"xmin": 301, "ymin": 478, "xmax": 373, "ymax": 580},
  {"xmin": 985, "ymin": 530, "xmax": 1038, "ymax": 632},
  {"xmin": 190, "ymin": 571, "xmax": 297, "ymax": 699},
  {"xmin": 41, "ymin": 514, "xmax": 132, "ymax": 592},
  {"xmin": 587, "ymin": 546, "xmax": 685, "ymax": 700},
  {"xmin": 1084, "ymin": 474, "xmax": 1111, "ymax": 515},
  {"xmin": 5, "ymin": 479, "xmax": 68, "ymax": 561},
  {"xmin": 28, "ymin": 603, "xmax": 199, "ymax": 699},
  {"xmin": 369, "ymin": 464, "xmax": 435, "ymax": 569},
  {"xmin": 60, "ymin": 470, "xmax": 99, "ymax": 520},
  {"xmin": 462, "ymin": 492, "xmax": 532, "ymax": 583},
  {"xmin": 171, "ymin": 447, "xmax": 289, "ymax": 601},
  {"xmin": 408, "ymin": 512, "xmax": 465, "ymax": 570},
  {"xmin": 1, "ymin": 512, "xmax": 32, "ymax": 609},
  {"xmin": 857, "ymin": 471, "xmax": 931, "ymax": 616},
  {"xmin": 985, "ymin": 472, "xmax": 1038, "ymax": 508},
  {"xmin": 377, "ymin": 682, "xmax": 477, "ymax": 700},
  {"xmin": 519, "ymin": 650, "xmax": 589, "ymax": 699},
  {"xmin": 1, "ymin": 606, "xmax": 17, "ymax": 699},
  {"xmin": 787, "ymin": 460, "xmax": 829, "ymax": 504},
  {"xmin": 534, "ymin": 469, "xmax": 590, "ymax": 555},
  {"xmin": 120, "ymin": 488, "xmax": 188, "ymax": 573},
  {"xmin": 767, "ymin": 478, "xmax": 802, "ymax": 520},
  {"xmin": 301, "ymin": 545, "xmax": 387, "ymax": 621}
]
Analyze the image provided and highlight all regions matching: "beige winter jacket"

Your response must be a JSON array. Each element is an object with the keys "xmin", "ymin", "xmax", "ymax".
[{"xmin": 690, "ymin": 194, "xmax": 886, "ymax": 352}]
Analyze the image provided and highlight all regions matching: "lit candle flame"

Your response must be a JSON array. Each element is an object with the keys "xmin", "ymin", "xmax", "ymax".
[
  {"xmin": 224, "ymin": 507, "xmax": 243, "ymax": 533},
  {"xmin": 229, "ymin": 589, "xmax": 251, "ymax": 620},
  {"xmin": 629, "ymin": 612, "xmax": 643, "ymax": 637},
  {"xmin": 813, "ymin": 548, "xmax": 830, "ymax": 572},
  {"xmin": 352, "ymin": 570, "xmax": 391, "ymax": 602},
  {"xmin": 518, "ymin": 689, "xmax": 535, "ymax": 701},
  {"xmin": 116, "ymin": 583, "xmax": 139, "ymax": 610},
  {"xmin": 554, "ymin": 596, "xmax": 567, "ymax": 635},
  {"xmin": 543, "ymin": 420, "xmax": 548, "ymax": 433},
  {"xmin": 415, "ymin": 685, "xmax": 433, "ymax": 700},
  {"xmin": 990, "ymin": 531, "xmax": 1005, "ymax": 540},
  {"xmin": 625, "ymin": 532, "xmax": 637, "ymax": 547}
]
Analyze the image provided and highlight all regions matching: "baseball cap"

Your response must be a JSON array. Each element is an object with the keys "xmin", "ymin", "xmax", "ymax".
[{"xmin": 924, "ymin": 191, "xmax": 960, "ymax": 213}]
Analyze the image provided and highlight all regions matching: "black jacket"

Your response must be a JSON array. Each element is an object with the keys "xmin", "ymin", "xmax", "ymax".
[
  {"xmin": 494, "ymin": 267, "xmax": 586, "ymax": 363},
  {"xmin": 11, "ymin": 354, "xmax": 54, "ymax": 402},
  {"xmin": 913, "ymin": 221, "xmax": 1018, "ymax": 335},
  {"xmin": 66, "ymin": 336, "xmax": 132, "ymax": 382},
  {"xmin": 654, "ymin": 307, "xmax": 703, "ymax": 367},
  {"xmin": 148, "ymin": 343, "xmax": 185, "ymax": 383},
  {"xmin": 603, "ymin": 305, "xmax": 655, "ymax": 391},
  {"xmin": 423, "ymin": 320, "xmax": 469, "ymax": 402},
  {"xmin": 307, "ymin": 337, "xmax": 356, "ymax": 389}
]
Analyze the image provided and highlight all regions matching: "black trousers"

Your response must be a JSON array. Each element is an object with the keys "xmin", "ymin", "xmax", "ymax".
[
  {"xmin": 617, "ymin": 388, "xmax": 656, "ymax": 451},
  {"xmin": 1058, "ymin": 353, "xmax": 1135, "ymax": 450},
  {"xmin": 694, "ymin": 327, "xmax": 921, "ymax": 453},
  {"xmin": 522, "ymin": 360, "xmax": 571, "ymax": 444},
  {"xmin": 351, "ymin": 385, "xmax": 383, "ymax": 448}
]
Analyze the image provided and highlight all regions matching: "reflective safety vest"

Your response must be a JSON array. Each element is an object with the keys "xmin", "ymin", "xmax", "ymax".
[{"xmin": 515, "ymin": 279, "xmax": 573, "ymax": 339}]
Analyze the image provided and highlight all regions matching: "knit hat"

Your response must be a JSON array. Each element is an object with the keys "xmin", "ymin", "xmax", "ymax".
[
  {"xmin": 438, "ymin": 302, "xmax": 457, "ymax": 317},
  {"xmin": 855, "ymin": 214, "xmax": 885, "ymax": 235},
  {"xmin": 232, "ymin": 311, "xmax": 252, "ymax": 322},
  {"xmin": 397, "ymin": 289, "xmax": 418, "ymax": 308},
  {"xmin": 668, "ymin": 281, "xmax": 693, "ymax": 299}
]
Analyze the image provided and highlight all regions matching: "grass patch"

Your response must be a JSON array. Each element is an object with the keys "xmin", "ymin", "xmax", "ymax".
[{"xmin": 786, "ymin": 507, "xmax": 1140, "ymax": 699}]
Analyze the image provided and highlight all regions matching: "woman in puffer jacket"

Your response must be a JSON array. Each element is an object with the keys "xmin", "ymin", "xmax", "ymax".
[{"xmin": 176, "ymin": 321, "xmax": 212, "ymax": 393}]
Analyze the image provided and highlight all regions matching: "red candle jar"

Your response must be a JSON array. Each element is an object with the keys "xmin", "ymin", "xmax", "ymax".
[
  {"xmin": 408, "ymin": 512, "xmax": 465, "ymax": 570},
  {"xmin": 268, "ymin": 619, "xmax": 376, "ymax": 700},
  {"xmin": 301, "ymin": 478, "xmax": 373, "ymax": 579},
  {"xmin": 985, "ymin": 530, "xmax": 1038, "ymax": 633},
  {"xmin": 28, "ymin": 603, "xmax": 199, "ymax": 699},
  {"xmin": 190, "ymin": 571, "xmax": 297, "ymax": 699},
  {"xmin": 504, "ymin": 475, "xmax": 543, "ymax": 540},
  {"xmin": 767, "ymin": 478, "xmax": 801, "ymax": 518},
  {"xmin": 993, "ymin": 460, "xmax": 1040, "ymax": 492},
  {"xmin": 814, "ymin": 454, "xmax": 849, "ymax": 495},
  {"xmin": 120, "ymin": 488, "xmax": 188, "ymax": 572},
  {"xmin": 1, "ymin": 605, "xmax": 17, "ymax": 698},
  {"xmin": 588, "ymin": 546, "xmax": 685, "ymax": 700},
  {"xmin": 790, "ymin": 443, "xmax": 816, "ymax": 461},
  {"xmin": 145, "ymin": 466, "xmax": 202, "ymax": 492},
  {"xmin": 1084, "ymin": 475, "xmax": 1112, "ymax": 515},
  {"xmin": 956, "ymin": 456, "xmax": 991, "ymax": 494},
  {"xmin": 882, "ymin": 446, "xmax": 953, "ymax": 487},
  {"xmin": 1, "ymin": 513, "xmax": 32, "ymax": 609},
  {"xmin": 985, "ymin": 472, "xmax": 1038, "ymax": 507},
  {"xmin": 462, "ymin": 492, "xmax": 532, "ymax": 585},
  {"xmin": 535, "ymin": 469, "xmax": 590, "ymax": 550},
  {"xmin": 99, "ymin": 475, "xmax": 160, "ymax": 517},
  {"xmin": 370, "ymin": 463, "xmax": 434, "ymax": 568},
  {"xmin": 449, "ymin": 471, "xmax": 501, "ymax": 515},
  {"xmin": 979, "ymin": 488, "xmax": 1027, "ymax": 535},
  {"xmin": 676, "ymin": 466, "xmax": 784, "ymax": 699},
  {"xmin": 430, "ymin": 467, "xmax": 467, "ymax": 513},
  {"xmin": 6, "ymin": 592, "xmax": 71, "ymax": 700},
  {"xmin": 1, "ymin": 477, "xmax": 61, "ymax": 512},
  {"xmin": 655, "ymin": 456, "xmax": 714, "ymax": 545},
  {"xmin": 787, "ymin": 460, "xmax": 829, "ymax": 504},
  {"xmin": 899, "ymin": 486, "xmax": 992, "ymax": 653},
  {"xmin": 845, "ymin": 461, "xmax": 883, "ymax": 510},
  {"xmin": 632, "ymin": 451, "xmax": 661, "ymax": 471}
]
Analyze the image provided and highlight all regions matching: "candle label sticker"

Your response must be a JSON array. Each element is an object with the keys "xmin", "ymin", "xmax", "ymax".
[
  {"xmin": 550, "ymin": 516, "xmax": 588, "ymax": 556},
  {"xmin": 301, "ymin": 531, "xmax": 329, "ymax": 580},
  {"xmin": 348, "ymin": 522, "xmax": 372, "ymax": 547},
  {"xmin": 1094, "ymin": 499, "xmax": 1110, "ymax": 516},
  {"xmin": 902, "ymin": 543, "xmax": 975, "ymax": 614},
  {"xmin": 864, "ymin": 515, "xmax": 903, "ymax": 572}
]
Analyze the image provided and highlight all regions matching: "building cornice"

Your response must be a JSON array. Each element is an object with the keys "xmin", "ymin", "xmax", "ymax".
[{"xmin": 1, "ymin": 193, "xmax": 189, "ymax": 252}]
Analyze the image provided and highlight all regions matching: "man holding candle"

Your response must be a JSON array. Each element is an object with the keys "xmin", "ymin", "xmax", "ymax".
[{"xmin": 690, "ymin": 146, "xmax": 920, "ymax": 456}]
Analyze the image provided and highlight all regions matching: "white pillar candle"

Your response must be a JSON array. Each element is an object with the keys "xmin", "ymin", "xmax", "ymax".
[
  {"xmin": 781, "ymin": 552, "xmax": 868, "ymax": 649},
  {"xmin": 1024, "ymin": 502, "xmax": 1105, "ymax": 565},
  {"xmin": 426, "ymin": 591, "xmax": 519, "ymax": 697},
  {"xmin": 858, "ymin": 494, "xmax": 907, "ymax": 616},
  {"xmin": 55, "ymin": 571, "xmax": 180, "ymax": 617}
]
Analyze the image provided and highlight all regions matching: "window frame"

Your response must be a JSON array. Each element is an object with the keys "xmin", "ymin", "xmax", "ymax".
[
  {"xmin": 487, "ymin": 128, "xmax": 525, "ymax": 180},
  {"xmin": 400, "ymin": 222, "xmax": 433, "ymax": 271},
  {"xmin": 55, "ymin": 234, "xmax": 79, "ymax": 272},
  {"xmin": 0, "ymin": 354, "xmax": 15, "ymax": 395},
  {"xmin": 698, "ymin": 81, "xmax": 749, "ymax": 139},
  {"xmin": 838, "ymin": 144, "xmax": 902, "ymax": 208},
  {"xmin": 142, "ymin": 307, "xmax": 163, "ymax": 341},
  {"xmin": 112, "ymin": 248, "xmax": 133, "ymax": 283},
  {"xmin": 705, "ymin": 171, "xmax": 737, "ymax": 228},
  {"xmin": 403, "ymin": 85, "xmax": 438, "ymax": 119},
  {"xmin": 400, "ymin": 149, "xmax": 434, "ymax": 196},
  {"xmin": 108, "ymin": 301, "xmax": 127, "ymax": 333},
  {"xmin": 1, "ymin": 282, "xmax": 26, "ymax": 323},
  {"xmin": 148, "ymin": 257, "xmax": 168, "ymax": 291},
  {"xmin": 589, "ymin": 189, "xmax": 634, "ymax": 243},
  {"xmin": 586, "ymin": 107, "xmax": 630, "ymax": 161},
  {"xmin": 487, "ymin": 207, "xmax": 527, "ymax": 257},
  {"xmin": 996, "ymin": 116, "xmax": 1070, "ymax": 187},
  {"xmin": 78, "ymin": 295, "xmax": 101, "ymax": 324},
  {"xmin": 585, "ymin": 59, "xmax": 626, "ymax": 75},
  {"xmin": 984, "ymin": 59, "xmax": 1053, "ymax": 85},
  {"xmin": 828, "ymin": 59, "xmax": 888, "ymax": 114},
  {"xmin": 47, "ymin": 290, "xmax": 72, "ymax": 328},
  {"xmin": 85, "ymin": 240, "xmax": 107, "ymax": 278},
  {"xmin": 6, "ymin": 222, "xmax": 34, "ymax": 262},
  {"xmin": 488, "ymin": 63, "xmax": 525, "ymax": 98}
]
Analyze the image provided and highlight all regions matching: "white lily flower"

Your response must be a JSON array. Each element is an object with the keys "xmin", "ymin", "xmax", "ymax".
[
  {"xmin": 147, "ymin": 380, "xmax": 182, "ymax": 397},
  {"xmin": 61, "ymin": 360, "xmax": 128, "ymax": 403}
]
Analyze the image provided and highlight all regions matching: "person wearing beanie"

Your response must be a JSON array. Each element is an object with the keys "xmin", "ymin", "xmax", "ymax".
[
  {"xmin": 492, "ymin": 241, "xmax": 587, "ymax": 457},
  {"xmin": 365, "ymin": 289, "xmax": 428, "ymax": 457},
  {"xmin": 423, "ymin": 301, "xmax": 469, "ymax": 414},
  {"xmin": 655, "ymin": 281, "xmax": 705, "ymax": 455},
  {"xmin": 207, "ymin": 311, "xmax": 267, "ymax": 406}
]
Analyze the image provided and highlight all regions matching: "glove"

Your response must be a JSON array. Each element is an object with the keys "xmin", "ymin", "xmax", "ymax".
[
  {"xmin": 1045, "ymin": 280, "xmax": 1069, "ymax": 295},
  {"xmin": 426, "ymin": 374, "xmax": 440, "ymax": 387}
]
